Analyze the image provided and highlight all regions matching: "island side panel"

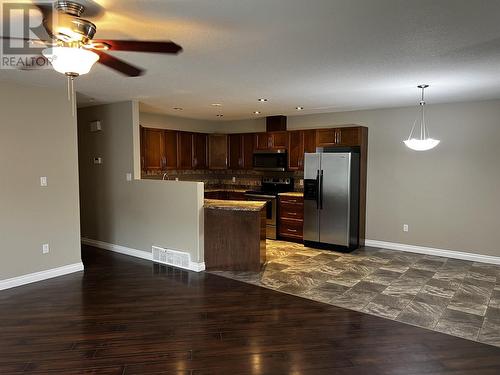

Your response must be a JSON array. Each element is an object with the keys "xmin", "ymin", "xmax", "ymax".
[{"xmin": 204, "ymin": 207, "xmax": 266, "ymax": 271}]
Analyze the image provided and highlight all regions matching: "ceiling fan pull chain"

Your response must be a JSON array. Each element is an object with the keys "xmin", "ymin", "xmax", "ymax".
[{"xmin": 66, "ymin": 74, "xmax": 77, "ymax": 117}]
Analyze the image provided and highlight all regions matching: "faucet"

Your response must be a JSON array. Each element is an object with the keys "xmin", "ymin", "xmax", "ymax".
[{"xmin": 162, "ymin": 173, "xmax": 168, "ymax": 181}]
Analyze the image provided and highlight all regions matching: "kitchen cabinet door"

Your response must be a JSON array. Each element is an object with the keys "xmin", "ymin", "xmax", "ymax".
[
  {"xmin": 193, "ymin": 133, "xmax": 208, "ymax": 169},
  {"xmin": 177, "ymin": 132, "xmax": 194, "ymax": 169},
  {"xmin": 242, "ymin": 133, "xmax": 255, "ymax": 169},
  {"xmin": 270, "ymin": 131, "xmax": 288, "ymax": 149},
  {"xmin": 316, "ymin": 129, "xmax": 338, "ymax": 146},
  {"xmin": 255, "ymin": 133, "xmax": 270, "ymax": 150},
  {"xmin": 288, "ymin": 130, "xmax": 304, "ymax": 171},
  {"xmin": 228, "ymin": 134, "xmax": 243, "ymax": 169},
  {"xmin": 142, "ymin": 127, "xmax": 165, "ymax": 172},
  {"xmin": 208, "ymin": 134, "xmax": 228, "ymax": 169},
  {"xmin": 164, "ymin": 130, "xmax": 178, "ymax": 169},
  {"xmin": 337, "ymin": 127, "xmax": 362, "ymax": 146},
  {"xmin": 303, "ymin": 130, "xmax": 317, "ymax": 153}
]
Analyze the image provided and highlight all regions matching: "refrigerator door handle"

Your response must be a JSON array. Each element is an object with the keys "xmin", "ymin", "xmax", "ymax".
[
  {"xmin": 319, "ymin": 170, "xmax": 324, "ymax": 210},
  {"xmin": 315, "ymin": 170, "xmax": 320, "ymax": 209}
]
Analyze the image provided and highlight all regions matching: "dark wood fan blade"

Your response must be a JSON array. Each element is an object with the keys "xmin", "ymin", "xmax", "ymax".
[
  {"xmin": 94, "ymin": 50, "xmax": 144, "ymax": 77},
  {"xmin": 92, "ymin": 39, "xmax": 183, "ymax": 54}
]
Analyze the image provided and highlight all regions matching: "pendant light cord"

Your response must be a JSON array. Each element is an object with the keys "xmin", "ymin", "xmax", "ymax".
[{"xmin": 408, "ymin": 85, "xmax": 431, "ymax": 141}]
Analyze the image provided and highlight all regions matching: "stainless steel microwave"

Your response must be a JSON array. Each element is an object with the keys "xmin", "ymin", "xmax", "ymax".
[{"xmin": 253, "ymin": 150, "xmax": 287, "ymax": 171}]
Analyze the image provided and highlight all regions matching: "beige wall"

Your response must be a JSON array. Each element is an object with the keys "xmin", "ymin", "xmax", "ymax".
[
  {"xmin": 218, "ymin": 100, "xmax": 500, "ymax": 257},
  {"xmin": 0, "ymin": 82, "xmax": 82, "ymax": 280},
  {"xmin": 79, "ymin": 102, "xmax": 204, "ymax": 263}
]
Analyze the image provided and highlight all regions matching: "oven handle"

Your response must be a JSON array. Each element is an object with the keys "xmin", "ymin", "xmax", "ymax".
[{"xmin": 245, "ymin": 194, "xmax": 276, "ymax": 200}]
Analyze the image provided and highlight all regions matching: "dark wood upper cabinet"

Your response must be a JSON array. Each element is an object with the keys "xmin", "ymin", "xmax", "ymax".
[
  {"xmin": 255, "ymin": 131, "xmax": 288, "ymax": 150},
  {"xmin": 142, "ymin": 127, "xmax": 165, "ymax": 172},
  {"xmin": 255, "ymin": 133, "xmax": 269, "ymax": 150},
  {"xmin": 242, "ymin": 133, "xmax": 255, "ymax": 169},
  {"xmin": 228, "ymin": 134, "xmax": 243, "ymax": 169},
  {"xmin": 177, "ymin": 132, "xmax": 194, "ymax": 169},
  {"xmin": 337, "ymin": 127, "xmax": 362, "ymax": 146},
  {"xmin": 209, "ymin": 134, "xmax": 228, "ymax": 169},
  {"xmin": 316, "ymin": 128, "xmax": 338, "ymax": 146},
  {"xmin": 164, "ymin": 130, "xmax": 178, "ymax": 169},
  {"xmin": 288, "ymin": 130, "xmax": 317, "ymax": 171},
  {"xmin": 193, "ymin": 133, "xmax": 208, "ymax": 169},
  {"xmin": 271, "ymin": 131, "xmax": 288, "ymax": 149},
  {"xmin": 316, "ymin": 126, "xmax": 362, "ymax": 147},
  {"xmin": 288, "ymin": 130, "xmax": 304, "ymax": 171},
  {"xmin": 303, "ymin": 130, "xmax": 317, "ymax": 153}
]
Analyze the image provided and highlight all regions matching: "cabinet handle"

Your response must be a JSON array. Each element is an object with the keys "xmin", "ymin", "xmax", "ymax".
[
  {"xmin": 287, "ymin": 229, "xmax": 298, "ymax": 233},
  {"xmin": 288, "ymin": 212, "xmax": 298, "ymax": 216}
]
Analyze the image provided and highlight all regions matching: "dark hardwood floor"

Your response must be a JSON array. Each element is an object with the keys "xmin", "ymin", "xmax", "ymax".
[{"xmin": 1, "ymin": 246, "xmax": 500, "ymax": 374}]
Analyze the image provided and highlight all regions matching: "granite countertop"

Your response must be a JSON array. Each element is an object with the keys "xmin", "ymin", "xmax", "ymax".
[
  {"xmin": 278, "ymin": 192, "xmax": 304, "ymax": 197},
  {"xmin": 204, "ymin": 188, "xmax": 249, "ymax": 193},
  {"xmin": 204, "ymin": 199, "xmax": 266, "ymax": 211}
]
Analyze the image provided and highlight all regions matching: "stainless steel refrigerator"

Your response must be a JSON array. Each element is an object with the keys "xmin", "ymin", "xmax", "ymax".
[{"xmin": 303, "ymin": 147, "xmax": 360, "ymax": 251}]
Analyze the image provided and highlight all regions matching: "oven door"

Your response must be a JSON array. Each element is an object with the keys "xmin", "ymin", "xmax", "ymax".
[{"xmin": 245, "ymin": 194, "xmax": 277, "ymax": 239}]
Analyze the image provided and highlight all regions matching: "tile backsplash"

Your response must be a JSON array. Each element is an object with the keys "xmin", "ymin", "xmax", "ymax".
[{"xmin": 143, "ymin": 169, "xmax": 304, "ymax": 191}]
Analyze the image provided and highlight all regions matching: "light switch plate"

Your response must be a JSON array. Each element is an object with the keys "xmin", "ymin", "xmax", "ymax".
[
  {"xmin": 126, "ymin": 173, "xmax": 132, "ymax": 181},
  {"xmin": 403, "ymin": 224, "xmax": 409, "ymax": 232},
  {"xmin": 42, "ymin": 243, "xmax": 49, "ymax": 254},
  {"xmin": 40, "ymin": 176, "xmax": 48, "ymax": 187}
]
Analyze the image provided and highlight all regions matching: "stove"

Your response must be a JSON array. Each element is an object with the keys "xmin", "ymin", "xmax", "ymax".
[{"xmin": 245, "ymin": 177, "xmax": 294, "ymax": 239}]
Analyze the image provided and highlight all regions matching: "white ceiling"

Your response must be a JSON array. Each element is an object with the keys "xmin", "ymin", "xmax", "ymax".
[{"xmin": 2, "ymin": 0, "xmax": 500, "ymax": 120}]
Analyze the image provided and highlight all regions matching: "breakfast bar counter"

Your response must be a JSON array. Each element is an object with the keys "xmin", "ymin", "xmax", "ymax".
[{"xmin": 204, "ymin": 199, "xmax": 266, "ymax": 271}]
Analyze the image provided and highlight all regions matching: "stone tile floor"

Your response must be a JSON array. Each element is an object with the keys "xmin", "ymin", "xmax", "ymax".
[{"xmin": 209, "ymin": 240, "xmax": 500, "ymax": 347}]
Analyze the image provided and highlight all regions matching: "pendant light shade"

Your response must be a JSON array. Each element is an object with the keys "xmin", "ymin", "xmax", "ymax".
[{"xmin": 404, "ymin": 85, "xmax": 440, "ymax": 151}]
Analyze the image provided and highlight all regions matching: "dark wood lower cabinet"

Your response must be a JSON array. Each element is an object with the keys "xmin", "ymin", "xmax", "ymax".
[
  {"xmin": 278, "ymin": 195, "xmax": 304, "ymax": 242},
  {"xmin": 205, "ymin": 206, "xmax": 266, "ymax": 271}
]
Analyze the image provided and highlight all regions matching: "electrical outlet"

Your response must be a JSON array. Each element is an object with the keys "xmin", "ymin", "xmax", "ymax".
[
  {"xmin": 40, "ymin": 176, "xmax": 48, "ymax": 187},
  {"xmin": 232, "ymin": 176, "xmax": 236, "ymax": 183},
  {"xmin": 126, "ymin": 173, "xmax": 132, "ymax": 181},
  {"xmin": 403, "ymin": 224, "xmax": 409, "ymax": 232},
  {"xmin": 93, "ymin": 157, "xmax": 103, "ymax": 165},
  {"xmin": 299, "ymin": 179, "xmax": 304, "ymax": 186},
  {"xmin": 42, "ymin": 243, "xmax": 49, "ymax": 254}
]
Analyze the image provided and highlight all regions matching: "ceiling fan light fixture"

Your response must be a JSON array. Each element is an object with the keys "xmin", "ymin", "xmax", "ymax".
[{"xmin": 43, "ymin": 46, "xmax": 99, "ymax": 76}]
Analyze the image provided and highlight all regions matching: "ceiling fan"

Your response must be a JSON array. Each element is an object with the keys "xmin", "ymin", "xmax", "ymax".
[{"xmin": 1, "ymin": 0, "xmax": 183, "ymax": 78}]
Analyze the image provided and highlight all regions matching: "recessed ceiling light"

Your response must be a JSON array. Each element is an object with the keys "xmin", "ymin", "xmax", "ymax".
[
  {"xmin": 253, "ymin": 111, "xmax": 261, "ymax": 115},
  {"xmin": 211, "ymin": 103, "xmax": 222, "ymax": 107},
  {"xmin": 258, "ymin": 98, "xmax": 268, "ymax": 102},
  {"xmin": 173, "ymin": 107, "xmax": 183, "ymax": 111},
  {"xmin": 296, "ymin": 106, "xmax": 304, "ymax": 111}
]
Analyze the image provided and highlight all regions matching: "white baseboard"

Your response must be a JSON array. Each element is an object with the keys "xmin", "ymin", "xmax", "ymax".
[
  {"xmin": 365, "ymin": 239, "xmax": 500, "ymax": 265},
  {"xmin": 0, "ymin": 262, "xmax": 84, "ymax": 291},
  {"xmin": 82, "ymin": 238, "xmax": 152, "ymax": 261},
  {"xmin": 81, "ymin": 238, "xmax": 205, "ymax": 272}
]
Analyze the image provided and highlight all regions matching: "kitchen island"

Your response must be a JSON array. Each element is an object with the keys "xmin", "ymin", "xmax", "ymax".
[{"xmin": 204, "ymin": 199, "xmax": 266, "ymax": 271}]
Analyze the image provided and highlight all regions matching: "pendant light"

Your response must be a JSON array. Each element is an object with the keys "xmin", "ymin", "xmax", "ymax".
[{"xmin": 404, "ymin": 84, "xmax": 440, "ymax": 151}]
